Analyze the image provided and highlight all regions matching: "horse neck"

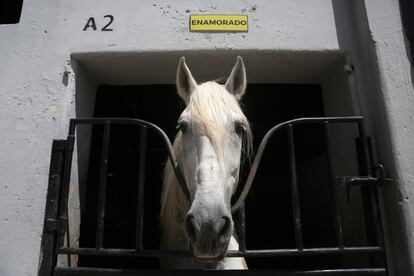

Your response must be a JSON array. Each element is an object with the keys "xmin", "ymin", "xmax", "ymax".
[{"xmin": 160, "ymin": 144, "xmax": 190, "ymax": 250}]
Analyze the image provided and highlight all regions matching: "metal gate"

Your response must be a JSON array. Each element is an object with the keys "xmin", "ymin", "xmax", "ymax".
[{"xmin": 38, "ymin": 116, "xmax": 390, "ymax": 275}]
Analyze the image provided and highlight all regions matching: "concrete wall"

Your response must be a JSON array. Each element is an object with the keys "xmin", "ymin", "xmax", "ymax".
[
  {"xmin": 362, "ymin": 1, "xmax": 414, "ymax": 274},
  {"xmin": 0, "ymin": 0, "xmax": 413, "ymax": 275},
  {"xmin": 330, "ymin": 0, "xmax": 414, "ymax": 274}
]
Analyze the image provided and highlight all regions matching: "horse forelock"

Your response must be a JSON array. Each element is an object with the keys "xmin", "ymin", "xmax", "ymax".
[{"xmin": 186, "ymin": 82, "xmax": 252, "ymax": 162}]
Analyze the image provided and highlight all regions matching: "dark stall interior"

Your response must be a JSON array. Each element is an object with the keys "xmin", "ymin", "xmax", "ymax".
[{"xmin": 77, "ymin": 83, "xmax": 373, "ymax": 270}]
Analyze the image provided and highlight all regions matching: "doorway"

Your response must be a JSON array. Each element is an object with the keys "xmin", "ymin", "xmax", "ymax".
[{"xmin": 76, "ymin": 83, "xmax": 355, "ymax": 270}]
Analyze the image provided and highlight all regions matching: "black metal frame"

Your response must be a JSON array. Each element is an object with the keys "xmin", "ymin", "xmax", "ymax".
[{"xmin": 38, "ymin": 116, "xmax": 389, "ymax": 275}]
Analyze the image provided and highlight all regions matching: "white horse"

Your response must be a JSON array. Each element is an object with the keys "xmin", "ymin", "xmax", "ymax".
[{"xmin": 160, "ymin": 57, "xmax": 252, "ymax": 269}]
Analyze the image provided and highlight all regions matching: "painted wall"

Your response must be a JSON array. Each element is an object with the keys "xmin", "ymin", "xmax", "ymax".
[
  {"xmin": 360, "ymin": 1, "xmax": 414, "ymax": 274},
  {"xmin": 0, "ymin": 0, "xmax": 413, "ymax": 275}
]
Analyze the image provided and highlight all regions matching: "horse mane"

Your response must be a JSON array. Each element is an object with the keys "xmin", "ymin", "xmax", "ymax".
[{"xmin": 160, "ymin": 81, "xmax": 253, "ymax": 245}]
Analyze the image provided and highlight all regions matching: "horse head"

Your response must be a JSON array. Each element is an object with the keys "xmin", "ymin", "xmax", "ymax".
[{"xmin": 173, "ymin": 56, "xmax": 251, "ymax": 261}]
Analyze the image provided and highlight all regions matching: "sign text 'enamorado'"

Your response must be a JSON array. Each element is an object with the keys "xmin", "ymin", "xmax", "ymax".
[{"xmin": 190, "ymin": 14, "xmax": 248, "ymax": 32}]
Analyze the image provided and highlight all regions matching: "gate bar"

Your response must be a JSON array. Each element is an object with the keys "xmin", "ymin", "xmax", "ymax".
[
  {"xmin": 42, "ymin": 116, "xmax": 390, "ymax": 275},
  {"xmin": 56, "ymin": 130, "xmax": 75, "ymax": 252},
  {"xmin": 68, "ymin": 118, "xmax": 190, "ymax": 201},
  {"xmin": 55, "ymin": 267, "xmax": 386, "ymax": 276},
  {"xmin": 95, "ymin": 121, "xmax": 111, "ymax": 249},
  {"xmin": 356, "ymin": 121, "xmax": 386, "ymax": 268},
  {"xmin": 356, "ymin": 122, "xmax": 381, "ymax": 246},
  {"xmin": 231, "ymin": 116, "xmax": 363, "ymax": 213},
  {"xmin": 287, "ymin": 125, "xmax": 304, "ymax": 250},
  {"xmin": 135, "ymin": 125, "xmax": 147, "ymax": 251},
  {"xmin": 58, "ymin": 246, "xmax": 383, "ymax": 257},
  {"xmin": 38, "ymin": 140, "xmax": 66, "ymax": 276},
  {"xmin": 323, "ymin": 122, "xmax": 344, "ymax": 248},
  {"xmin": 236, "ymin": 204, "xmax": 247, "ymax": 252}
]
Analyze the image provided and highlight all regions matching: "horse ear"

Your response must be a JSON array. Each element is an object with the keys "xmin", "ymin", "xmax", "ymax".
[
  {"xmin": 225, "ymin": 56, "xmax": 246, "ymax": 100},
  {"xmin": 176, "ymin": 57, "xmax": 197, "ymax": 103}
]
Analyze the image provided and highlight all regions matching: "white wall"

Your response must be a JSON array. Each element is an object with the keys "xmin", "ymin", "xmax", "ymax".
[
  {"xmin": 362, "ymin": 1, "xmax": 414, "ymax": 274},
  {"xmin": 0, "ymin": 0, "xmax": 413, "ymax": 275},
  {"xmin": 330, "ymin": 0, "xmax": 414, "ymax": 274}
]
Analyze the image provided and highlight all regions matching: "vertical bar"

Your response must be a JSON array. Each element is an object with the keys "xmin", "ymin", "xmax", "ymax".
[
  {"xmin": 56, "ymin": 133, "xmax": 75, "ymax": 253},
  {"xmin": 365, "ymin": 138, "xmax": 383, "ymax": 246},
  {"xmin": 357, "ymin": 121, "xmax": 383, "ymax": 266},
  {"xmin": 38, "ymin": 140, "xmax": 66, "ymax": 276},
  {"xmin": 95, "ymin": 121, "xmax": 111, "ymax": 249},
  {"xmin": 356, "ymin": 125, "xmax": 378, "ymax": 246},
  {"xmin": 135, "ymin": 125, "xmax": 147, "ymax": 251},
  {"xmin": 324, "ymin": 122, "xmax": 344, "ymax": 248},
  {"xmin": 357, "ymin": 121, "xmax": 373, "ymax": 174},
  {"xmin": 237, "ymin": 204, "xmax": 247, "ymax": 252},
  {"xmin": 372, "ymin": 192, "xmax": 384, "ymax": 248},
  {"xmin": 65, "ymin": 224, "xmax": 71, "ymax": 266},
  {"xmin": 376, "ymin": 183, "xmax": 393, "ymax": 274},
  {"xmin": 287, "ymin": 125, "xmax": 304, "ymax": 250}
]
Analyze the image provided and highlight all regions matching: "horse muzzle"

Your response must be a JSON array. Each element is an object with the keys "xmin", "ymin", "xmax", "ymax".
[{"xmin": 185, "ymin": 209, "xmax": 233, "ymax": 260}]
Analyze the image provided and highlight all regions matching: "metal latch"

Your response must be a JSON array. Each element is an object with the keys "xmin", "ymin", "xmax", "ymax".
[{"xmin": 336, "ymin": 164, "xmax": 392, "ymax": 203}]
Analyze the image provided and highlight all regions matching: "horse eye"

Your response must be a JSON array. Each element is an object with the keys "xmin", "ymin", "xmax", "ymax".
[
  {"xmin": 234, "ymin": 121, "xmax": 245, "ymax": 136},
  {"xmin": 177, "ymin": 121, "xmax": 189, "ymax": 133}
]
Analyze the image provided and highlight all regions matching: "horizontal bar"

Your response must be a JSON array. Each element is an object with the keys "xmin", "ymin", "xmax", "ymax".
[
  {"xmin": 91, "ymin": 148, "xmax": 167, "ymax": 152},
  {"xmin": 55, "ymin": 267, "xmax": 386, "ymax": 276},
  {"xmin": 58, "ymin": 246, "xmax": 383, "ymax": 258},
  {"xmin": 70, "ymin": 116, "xmax": 363, "ymax": 126}
]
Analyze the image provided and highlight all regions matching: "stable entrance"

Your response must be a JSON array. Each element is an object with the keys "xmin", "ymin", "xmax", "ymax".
[
  {"xmin": 38, "ymin": 52, "xmax": 388, "ymax": 275},
  {"xmin": 75, "ymin": 83, "xmax": 380, "ymax": 270}
]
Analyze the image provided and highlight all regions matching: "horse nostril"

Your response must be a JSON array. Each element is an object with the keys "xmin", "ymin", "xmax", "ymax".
[
  {"xmin": 185, "ymin": 214, "xmax": 198, "ymax": 242},
  {"xmin": 218, "ymin": 216, "xmax": 232, "ymax": 239}
]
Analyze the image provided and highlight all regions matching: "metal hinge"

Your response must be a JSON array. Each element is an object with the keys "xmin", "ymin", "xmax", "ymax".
[
  {"xmin": 44, "ymin": 219, "xmax": 58, "ymax": 233},
  {"xmin": 44, "ymin": 218, "xmax": 68, "ymax": 234}
]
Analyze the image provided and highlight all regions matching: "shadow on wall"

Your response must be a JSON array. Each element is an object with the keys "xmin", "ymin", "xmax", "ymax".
[{"xmin": 331, "ymin": 0, "xmax": 411, "ymax": 275}]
